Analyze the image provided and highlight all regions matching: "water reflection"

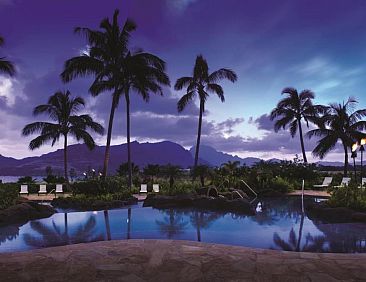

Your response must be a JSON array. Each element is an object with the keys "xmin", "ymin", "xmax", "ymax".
[
  {"xmin": 0, "ymin": 198, "xmax": 366, "ymax": 253},
  {"xmin": 156, "ymin": 209, "xmax": 188, "ymax": 239},
  {"xmin": 23, "ymin": 213, "xmax": 103, "ymax": 248}
]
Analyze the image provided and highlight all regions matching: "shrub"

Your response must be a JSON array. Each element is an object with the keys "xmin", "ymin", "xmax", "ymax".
[
  {"xmin": 159, "ymin": 180, "xmax": 200, "ymax": 196},
  {"xmin": 72, "ymin": 177, "xmax": 127, "ymax": 196},
  {"xmin": 269, "ymin": 176, "xmax": 294, "ymax": 193},
  {"xmin": 328, "ymin": 184, "xmax": 366, "ymax": 211},
  {"xmin": 0, "ymin": 183, "xmax": 19, "ymax": 210}
]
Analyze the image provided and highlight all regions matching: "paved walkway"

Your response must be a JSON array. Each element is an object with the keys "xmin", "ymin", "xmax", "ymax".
[
  {"xmin": 22, "ymin": 193, "xmax": 71, "ymax": 201},
  {"xmin": 287, "ymin": 190, "xmax": 330, "ymax": 197},
  {"xmin": 0, "ymin": 240, "xmax": 365, "ymax": 281},
  {"xmin": 133, "ymin": 193, "xmax": 147, "ymax": 201}
]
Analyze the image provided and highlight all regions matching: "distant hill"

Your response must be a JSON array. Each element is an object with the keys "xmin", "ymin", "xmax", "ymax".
[
  {"xmin": 189, "ymin": 145, "xmax": 262, "ymax": 167},
  {"xmin": 0, "ymin": 141, "xmax": 348, "ymax": 176},
  {"xmin": 0, "ymin": 141, "xmax": 194, "ymax": 176}
]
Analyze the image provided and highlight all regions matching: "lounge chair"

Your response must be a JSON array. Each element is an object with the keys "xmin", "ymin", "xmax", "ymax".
[
  {"xmin": 140, "ymin": 184, "xmax": 147, "ymax": 193},
  {"xmin": 313, "ymin": 177, "xmax": 333, "ymax": 188},
  {"xmin": 359, "ymin": 178, "xmax": 366, "ymax": 188},
  {"xmin": 38, "ymin": 184, "xmax": 47, "ymax": 196},
  {"xmin": 55, "ymin": 184, "xmax": 63, "ymax": 195},
  {"xmin": 19, "ymin": 184, "xmax": 29, "ymax": 196},
  {"xmin": 334, "ymin": 177, "xmax": 351, "ymax": 188},
  {"xmin": 153, "ymin": 184, "xmax": 159, "ymax": 193}
]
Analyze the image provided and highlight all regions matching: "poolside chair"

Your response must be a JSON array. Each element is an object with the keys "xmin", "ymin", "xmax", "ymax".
[
  {"xmin": 334, "ymin": 177, "xmax": 351, "ymax": 188},
  {"xmin": 55, "ymin": 184, "xmax": 63, "ymax": 195},
  {"xmin": 313, "ymin": 177, "xmax": 333, "ymax": 188},
  {"xmin": 153, "ymin": 184, "xmax": 159, "ymax": 193},
  {"xmin": 140, "ymin": 184, "xmax": 148, "ymax": 193},
  {"xmin": 38, "ymin": 184, "xmax": 47, "ymax": 196},
  {"xmin": 19, "ymin": 184, "xmax": 29, "ymax": 196},
  {"xmin": 358, "ymin": 178, "xmax": 366, "ymax": 188}
]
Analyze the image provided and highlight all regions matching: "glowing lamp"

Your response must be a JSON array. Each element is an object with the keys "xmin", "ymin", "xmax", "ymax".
[
  {"xmin": 361, "ymin": 139, "xmax": 366, "ymax": 146},
  {"xmin": 352, "ymin": 143, "xmax": 358, "ymax": 152}
]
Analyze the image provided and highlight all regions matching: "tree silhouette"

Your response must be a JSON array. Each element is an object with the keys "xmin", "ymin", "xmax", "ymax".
[
  {"xmin": 22, "ymin": 91, "xmax": 104, "ymax": 181},
  {"xmin": 175, "ymin": 55, "xmax": 237, "ymax": 169},
  {"xmin": 0, "ymin": 36, "xmax": 15, "ymax": 77},
  {"xmin": 270, "ymin": 87, "xmax": 319, "ymax": 163},
  {"xmin": 156, "ymin": 209, "xmax": 188, "ymax": 239},
  {"xmin": 61, "ymin": 10, "xmax": 170, "ymax": 189},
  {"xmin": 307, "ymin": 97, "xmax": 366, "ymax": 176}
]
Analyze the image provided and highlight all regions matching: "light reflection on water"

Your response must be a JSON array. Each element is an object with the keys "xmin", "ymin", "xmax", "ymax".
[{"xmin": 0, "ymin": 197, "xmax": 366, "ymax": 253}]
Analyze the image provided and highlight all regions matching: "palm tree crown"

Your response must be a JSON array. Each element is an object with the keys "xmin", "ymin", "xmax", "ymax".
[
  {"xmin": 22, "ymin": 91, "xmax": 104, "ymax": 181},
  {"xmin": 306, "ymin": 97, "xmax": 366, "ymax": 176},
  {"xmin": 61, "ymin": 10, "xmax": 170, "ymax": 188},
  {"xmin": 175, "ymin": 55, "xmax": 237, "ymax": 169},
  {"xmin": 0, "ymin": 36, "xmax": 15, "ymax": 76},
  {"xmin": 270, "ymin": 87, "xmax": 319, "ymax": 163}
]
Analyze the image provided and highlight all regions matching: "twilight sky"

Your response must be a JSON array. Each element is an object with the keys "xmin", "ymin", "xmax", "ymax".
[{"xmin": 0, "ymin": 0, "xmax": 366, "ymax": 161}]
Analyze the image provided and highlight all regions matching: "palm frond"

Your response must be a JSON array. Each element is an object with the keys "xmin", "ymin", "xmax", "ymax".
[
  {"xmin": 208, "ymin": 68, "xmax": 237, "ymax": 83},
  {"xmin": 206, "ymin": 83, "xmax": 224, "ymax": 102},
  {"xmin": 0, "ymin": 58, "xmax": 15, "ymax": 76},
  {"xmin": 177, "ymin": 91, "xmax": 196, "ymax": 112},
  {"xmin": 174, "ymin": 76, "xmax": 194, "ymax": 91}
]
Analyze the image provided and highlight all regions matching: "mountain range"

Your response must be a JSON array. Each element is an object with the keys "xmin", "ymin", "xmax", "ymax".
[{"xmin": 0, "ymin": 141, "xmax": 345, "ymax": 176}]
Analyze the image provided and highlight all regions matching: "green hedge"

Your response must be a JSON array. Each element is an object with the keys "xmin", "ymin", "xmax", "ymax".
[
  {"xmin": 0, "ymin": 183, "xmax": 18, "ymax": 210},
  {"xmin": 72, "ymin": 177, "xmax": 127, "ymax": 196}
]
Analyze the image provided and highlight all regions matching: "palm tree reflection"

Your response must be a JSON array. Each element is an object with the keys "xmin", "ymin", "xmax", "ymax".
[
  {"xmin": 0, "ymin": 225, "xmax": 20, "ymax": 245},
  {"xmin": 156, "ymin": 209, "xmax": 188, "ymax": 239},
  {"xmin": 24, "ymin": 214, "xmax": 103, "ymax": 248},
  {"xmin": 190, "ymin": 210, "xmax": 221, "ymax": 242}
]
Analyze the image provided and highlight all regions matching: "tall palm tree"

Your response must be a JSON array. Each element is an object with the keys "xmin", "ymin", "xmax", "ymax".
[
  {"xmin": 22, "ymin": 91, "xmax": 104, "ymax": 182},
  {"xmin": 175, "ymin": 55, "xmax": 237, "ymax": 169},
  {"xmin": 0, "ymin": 36, "xmax": 15, "ymax": 76},
  {"xmin": 61, "ymin": 10, "xmax": 170, "ymax": 189},
  {"xmin": 270, "ymin": 87, "xmax": 319, "ymax": 163},
  {"xmin": 307, "ymin": 98, "xmax": 366, "ymax": 176}
]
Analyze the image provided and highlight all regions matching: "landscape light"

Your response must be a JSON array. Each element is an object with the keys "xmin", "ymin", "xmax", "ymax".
[
  {"xmin": 92, "ymin": 169, "xmax": 95, "ymax": 172},
  {"xmin": 361, "ymin": 139, "xmax": 366, "ymax": 146},
  {"xmin": 352, "ymin": 143, "xmax": 358, "ymax": 152}
]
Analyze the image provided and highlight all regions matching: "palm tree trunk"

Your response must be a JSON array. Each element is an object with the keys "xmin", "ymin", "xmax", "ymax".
[
  {"xmin": 125, "ymin": 92, "xmax": 132, "ymax": 190},
  {"xmin": 297, "ymin": 119, "xmax": 307, "ymax": 163},
  {"xmin": 343, "ymin": 144, "xmax": 349, "ymax": 177},
  {"xmin": 102, "ymin": 96, "xmax": 118, "ymax": 178},
  {"xmin": 194, "ymin": 101, "xmax": 204, "ymax": 168},
  {"xmin": 104, "ymin": 210, "xmax": 111, "ymax": 241},
  {"xmin": 296, "ymin": 213, "xmax": 304, "ymax": 252},
  {"xmin": 64, "ymin": 134, "xmax": 69, "ymax": 182}
]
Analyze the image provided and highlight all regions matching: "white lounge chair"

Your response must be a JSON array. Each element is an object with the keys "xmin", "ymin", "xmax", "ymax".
[
  {"xmin": 38, "ymin": 184, "xmax": 47, "ymax": 196},
  {"xmin": 19, "ymin": 184, "xmax": 29, "ymax": 195},
  {"xmin": 153, "ymin": 184, "xmax": 159, "ymax": 193},
  {"xmin": 55, "ymin": 184, "xmax": 63, "ymax": 195},
  {"xmin": 313, "ymin": 177, "xmax": 333, "ymax": 188},
  {"xmin": 358, "ymin": 178, "xmax": 366, "ymax": 188},
  {"xmin": 140, "ymin": 184, "xmax": 147, "ymax": 193},
  {"xmin": 334, "ymin": 177, "xmax": 351, "ymax": 188}
]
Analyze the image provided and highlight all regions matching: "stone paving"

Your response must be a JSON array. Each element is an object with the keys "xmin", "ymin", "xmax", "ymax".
[
  {"xmin": 287, "ymin": 190, "xmax": 330, "ymax": 197},
  {"xmin": 0, "ymin": 240, "xmax": 365, "ymax": 281}
]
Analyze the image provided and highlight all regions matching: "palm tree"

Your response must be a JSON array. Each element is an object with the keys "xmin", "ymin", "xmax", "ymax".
[
  {"xmin": 192, "ymin": 165, "xmax": 211, "ymax": 187},
  {"xmin": 22, "ymin": 91, "xmax": 104, "ymax": 182},
  {"xmin": 161, "ymin": 164, "xmax": 182, "ymax": 189},
  {"xmin": 270, "ymin": 87, "xmax": 319, "ymax": 163},
  {"xmin": 175, "ymin": 55, "xmax": 237, "ymax": 169},
  {"xmin": 143, "ymin": 164, "xmax": 160, "ymax": 183},
  {"xmin": 61, "ymin": 10, "xmax": 170, "ymax": 190},
  {"xmin": 307, "ymin": 98, "xmax": 366, "ymax": 176},
  {"xmin": 0, "ymin": 36, "xmax": 15, "ymax": 76}
]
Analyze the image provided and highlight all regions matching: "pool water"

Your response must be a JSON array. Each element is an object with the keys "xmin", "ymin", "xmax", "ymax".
[{"xmin": 0, "ymin": 197, "xmax": 366, "ymax": 253}]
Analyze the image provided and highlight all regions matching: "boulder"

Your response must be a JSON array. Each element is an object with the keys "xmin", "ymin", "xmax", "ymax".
[{"xmin": 0, "ymin": 202, "xmax": 55, "ymax": 227}]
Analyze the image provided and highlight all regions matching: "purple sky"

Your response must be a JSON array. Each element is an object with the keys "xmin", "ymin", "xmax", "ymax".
[{"xmin": 0, "ymin": 0, "xmax": 366, "ymax": 161}]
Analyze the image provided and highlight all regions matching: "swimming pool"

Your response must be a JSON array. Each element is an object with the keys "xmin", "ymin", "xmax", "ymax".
[{"xmin": 0, "ymin": 197, "xmax": 365, "ymax": 253}]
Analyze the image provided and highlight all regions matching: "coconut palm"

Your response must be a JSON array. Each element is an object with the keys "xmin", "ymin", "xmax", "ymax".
[
  {"xmin": 143, "ymin": 164, "xmax": 160, "ymax": 183},
  {"xmin": 307, "ymin": 98, "xmax": 366, "ymax": 176},
  {"xmin": 161, "ymin": 164, "xmax": 182, "ymax": 189},
  {"xmin": 270, "ymin": 88, "xmax": 320, "ymax": 163},
  {"xmin": 175, "ymin": 55, "xmax": 237, "ymax": 169},
  {"xmin": 0, "ymin": 36, "xmax": 15, "ymax": 76},
  {"xmin": 22, "ymin": 91, "xmax": 104, "ymax": 182},
  {"xmin": 61, "ymin": 10, "xmax": 170, "ymax": 190}
]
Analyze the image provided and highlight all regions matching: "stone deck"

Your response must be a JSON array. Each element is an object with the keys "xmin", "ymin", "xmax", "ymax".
[
  {"xmin": 287, "ymin": 190, "xmax": 330, "ymax": 197},
  {"xmin": 0, "ymin": 240, "xmax": 365, "ymax": 281}
]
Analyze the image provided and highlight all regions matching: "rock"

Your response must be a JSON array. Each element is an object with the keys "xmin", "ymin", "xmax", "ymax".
[
  {"xmin": 143, "ymin": 194, "xmax": 254, "ymax": 215},
  {"xmin": 0, "ymin": 202, "xmax": 55, "ymax": 227},
  {"xmin": 351, "ymin": 212, "xmax": 366, "ymax": 223}
]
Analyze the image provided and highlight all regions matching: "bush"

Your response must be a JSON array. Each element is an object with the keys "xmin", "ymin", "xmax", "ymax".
[
  {"xmin": 159, "ymin": 180, "xmax": 200, "ymax": 196},
  {"xmin": 72, "ymin": 177, "xmax": 127, "ymax": 196},
  {"xmin": 328, "ymin": 184, "xmax": 366, "ymax": 211},
  {"xmin": 0, "ymin": 183, "xmax": 19, "ymax": 210},
  {"xmin": 269, "ymin": 176, "xmax": 294, "ymax": 193}
]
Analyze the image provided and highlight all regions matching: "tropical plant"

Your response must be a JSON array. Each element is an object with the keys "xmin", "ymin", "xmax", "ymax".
[
  {"xmin": 0, "ymin": 36, "xmax": 15, "ymax": 77},
  {"xmin": 116, "ymin": 162, "xmax": 139, "ymax": 178},
  {"xmin": 160, "ymin": 164, "xmax": 182, "ymax": 189},
  {"xmin": 61, "ymin": 10, "xmax": 170, "ymax": 190},
  {"xmin": 307, "ymin": 98, "xmax": 366, "ymax": 176},
  {"xmin": 17, "ymin": 176, "xmax": 36, "ymax": 184},
  {"xmin": 143, "ymin": 164, "xmax": 160, "ymax": 183},
  {"xmin": 192, "ymin": 165, "xmax": 211, "ymax": 187},
  {"xmin": 22, "ymin": 91, "xmax": 104, "ymax": 182},
  {"xmin": 175, "ymin": 55, "xmax": 237, "ymax": 169},
  {"xmin": 270, "ymin": 87, "xmax": 320, "ymax": 163}
]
